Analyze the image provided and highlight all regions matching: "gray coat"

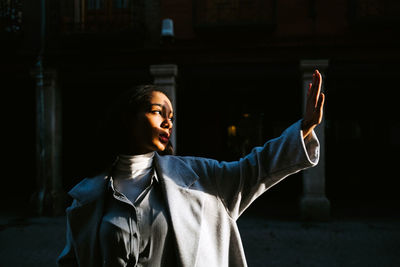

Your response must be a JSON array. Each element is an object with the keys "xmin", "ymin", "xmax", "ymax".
[{"xmin": 58, "ymin": 120, "xmax": 319, "ymax": 267}]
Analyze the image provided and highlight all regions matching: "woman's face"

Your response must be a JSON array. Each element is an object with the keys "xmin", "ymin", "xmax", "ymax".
[{"xmin": 129, "ymin": 91, "xmax": 174, "ymax": 155}]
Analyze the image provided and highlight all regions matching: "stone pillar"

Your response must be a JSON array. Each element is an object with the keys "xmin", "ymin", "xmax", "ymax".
[
  {"xmin": 31, "ymin": 60, "xmax": 65, "ymax": 216},
  {"xmin": 150, "ymin": 64, "xmax": 178, "ymax": 153},
  {"xmin": 300, "ymin": 59, "xmax": 330, "ymax": 220}
]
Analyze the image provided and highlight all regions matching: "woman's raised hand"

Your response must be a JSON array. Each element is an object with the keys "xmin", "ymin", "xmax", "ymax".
[{"xmin": 302, "ymin": 69, "xmax": 325, "ymax": 139}]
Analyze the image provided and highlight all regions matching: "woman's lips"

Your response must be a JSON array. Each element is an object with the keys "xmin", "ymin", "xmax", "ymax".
[{"xmin": 159, "ymin": 134, "xmax": 169, "ymax": 144}]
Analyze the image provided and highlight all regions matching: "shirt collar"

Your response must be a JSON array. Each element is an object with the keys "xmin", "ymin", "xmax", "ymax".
[{"xmin": 107, "ymin": 168, "xmax": 159, "ymax": 192}]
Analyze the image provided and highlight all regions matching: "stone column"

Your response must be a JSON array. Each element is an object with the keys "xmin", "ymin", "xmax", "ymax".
[
  {"xmin": 31, "ymin": 60, "xmax": 65, "ymax": 216},
  {"xmin": 300, "ymin": 59, "xmax": 330, "ymax": 220},
  {"xmin": 150, "ymin": 64, "xmax": 178, "ymax": 153}
]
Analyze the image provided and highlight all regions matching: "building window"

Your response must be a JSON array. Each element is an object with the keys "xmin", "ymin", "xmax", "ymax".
[
  {"xmin": 0, "ymin": 0, "xmax": 22, "ymax": 33},
  {"xmin": 194, "ymin": 0, "xmax": 276, "ymax": 31},
  {"xmin": 113, "ymin": 0, "xmax": 128, "ymax": 9},
  {"xmin": 88, "ymin": 0, "xmax": 105, "ymax": 10},
  {"xmin": 350, "ymin": 0, "xmax": 400, "ymax": 25},
  {"xmin": 60, "ymin": 0, "xmax": 143, "ymax": 33}
]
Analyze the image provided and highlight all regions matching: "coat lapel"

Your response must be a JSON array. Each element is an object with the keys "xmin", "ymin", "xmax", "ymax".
[
  {"xmin": 66, "ymin": 156, "xmax": 205, "ymax": 267},
  {"xmin": 66, "ymin": 175, "xmax": 108, "ymax": 267},
  {"xmin": 155, "ymin": 153, "xmax": 205, "ymax": 267}
]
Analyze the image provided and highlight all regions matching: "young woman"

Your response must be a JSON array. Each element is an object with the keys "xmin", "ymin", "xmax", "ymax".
[{"xmin": 58, "ymin": 70, "xmax": 325, "ymax": 267}]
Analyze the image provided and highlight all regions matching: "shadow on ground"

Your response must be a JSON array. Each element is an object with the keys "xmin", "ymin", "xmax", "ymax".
[{"xmin": 1, "ymin": 213, "xmax": 399, "ymax": 267}]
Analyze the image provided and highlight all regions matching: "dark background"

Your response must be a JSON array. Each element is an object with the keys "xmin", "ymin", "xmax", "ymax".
[{"xmin": 1, "ymin": 0, "xmax": 399, "ymax": 219}]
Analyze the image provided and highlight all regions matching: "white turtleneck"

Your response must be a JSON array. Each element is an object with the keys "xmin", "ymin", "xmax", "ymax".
[{"xmin": 112, "ymin": 151, "xmax": 155, "ymax": 204}]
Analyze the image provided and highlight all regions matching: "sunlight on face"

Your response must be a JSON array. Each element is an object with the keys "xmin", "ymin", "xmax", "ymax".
[{"xmin": 129, "ymin": 91, "xmax": 174, "ymax": 155}]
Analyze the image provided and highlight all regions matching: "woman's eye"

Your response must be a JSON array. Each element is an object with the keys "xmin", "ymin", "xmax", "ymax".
[{"xmin": 151, "ymin": 110, "xmax": 162, "ymax": 115}]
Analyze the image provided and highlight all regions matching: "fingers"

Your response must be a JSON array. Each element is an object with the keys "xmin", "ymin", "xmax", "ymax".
[
  {"xmin": 313, "ymin": 70, "xmax": 321, "ymax": 94},
  {"xmin": 317, "ymin": 92, "xmax": 325, "ymax": 110},
  {"xmin": 312, "ymin": 71, "xmax": 316, "ymax": 87},
  {"xmin": 311, "ymin": 70, "xmax": 322, "ymax": 107},
  {"xmin": 304, "ymin": 70, "xmax": 325, "ymax": 128},
  {"xmin": 316, "ymin": 92, "xmax": 325, "ymax": 124}
]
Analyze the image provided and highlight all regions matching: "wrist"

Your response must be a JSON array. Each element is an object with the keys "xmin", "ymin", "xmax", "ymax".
[{"xmin": 301, "ymin": 119, "xmax": 315, "ymax": 139}]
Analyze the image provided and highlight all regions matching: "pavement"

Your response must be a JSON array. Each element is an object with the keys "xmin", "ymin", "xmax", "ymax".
[{"xmin": 1, "ymin": 213, "xmax": 399, "ymax": 267}]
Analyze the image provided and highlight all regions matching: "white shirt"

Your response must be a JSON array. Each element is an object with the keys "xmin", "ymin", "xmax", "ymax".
[{"xmin": 112, "ymin": 152, "xmax": 155, "ymax": 204}]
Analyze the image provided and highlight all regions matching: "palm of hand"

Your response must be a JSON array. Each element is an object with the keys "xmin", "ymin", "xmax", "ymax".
[{"xmin": 302, "ymin": 70, "xmax": 325, "ymax": 138}]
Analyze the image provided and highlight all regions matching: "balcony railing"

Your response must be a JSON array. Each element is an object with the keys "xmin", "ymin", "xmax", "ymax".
[
  {"xmin": 0, "ymin": 0, "xmax": 22, "ymax": 34},
  {"xmin": 193, "ymin": 0, "xmax": 276, "ymax": 32},
  {"xmin": 60, "ymin": 0, "xmax": 144, "ymax": 33}
]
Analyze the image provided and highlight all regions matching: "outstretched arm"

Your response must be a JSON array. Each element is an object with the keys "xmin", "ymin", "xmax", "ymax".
[
  {"xmin": 210, "ymin": 120, "xmax": 319, "ymax": 219},
  {"xmin": 302, "ymin": 69, "xmax": 325, "ymax": 139}
]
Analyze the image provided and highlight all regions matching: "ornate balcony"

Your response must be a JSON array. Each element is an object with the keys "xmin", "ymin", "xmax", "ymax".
[
  {"xmin": 193, "ymin": 0, "xmax": 276, "ymax": 33},
  {"xmin": 59, "ymin": 0, "xmax": 144, "ymax": 34}
]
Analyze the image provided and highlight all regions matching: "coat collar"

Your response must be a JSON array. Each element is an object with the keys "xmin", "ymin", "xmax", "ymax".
[
  {"xmin": 154, "ymin": 153, "xmax": 204, "ymax": 267},
  {"xmin": 68, "ymin": 152, "xmax": 201, "ymax": 204},
  {"xmin": 153, "ymin": 152, "xmax": 200, "ymax": 188},
  {"xmin": 68, "ymin": 152, "xmax": 204, "ymax": 267},
  {"xmin": 68, "ymin": 174, "xmax": 109, "ymax": 205}
]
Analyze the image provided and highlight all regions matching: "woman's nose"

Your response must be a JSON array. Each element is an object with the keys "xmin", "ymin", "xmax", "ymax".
[{"xmin": 161, "ymin": 117, "xmax": 173, "ymax": 129}]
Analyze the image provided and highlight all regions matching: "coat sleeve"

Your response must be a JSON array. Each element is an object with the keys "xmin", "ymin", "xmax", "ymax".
[
  {"xmin": 211, "ymin": 120, "xmax": 319, "ymax": 220},
  {"xmin": 57, "ymin": 200, "xmax": 79, "ymax": 267}
]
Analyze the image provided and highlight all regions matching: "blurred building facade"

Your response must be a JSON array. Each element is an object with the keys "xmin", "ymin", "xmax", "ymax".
[{"xmin": 1, "ymin": 0, "xmax": 399, "ymax": 218}]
